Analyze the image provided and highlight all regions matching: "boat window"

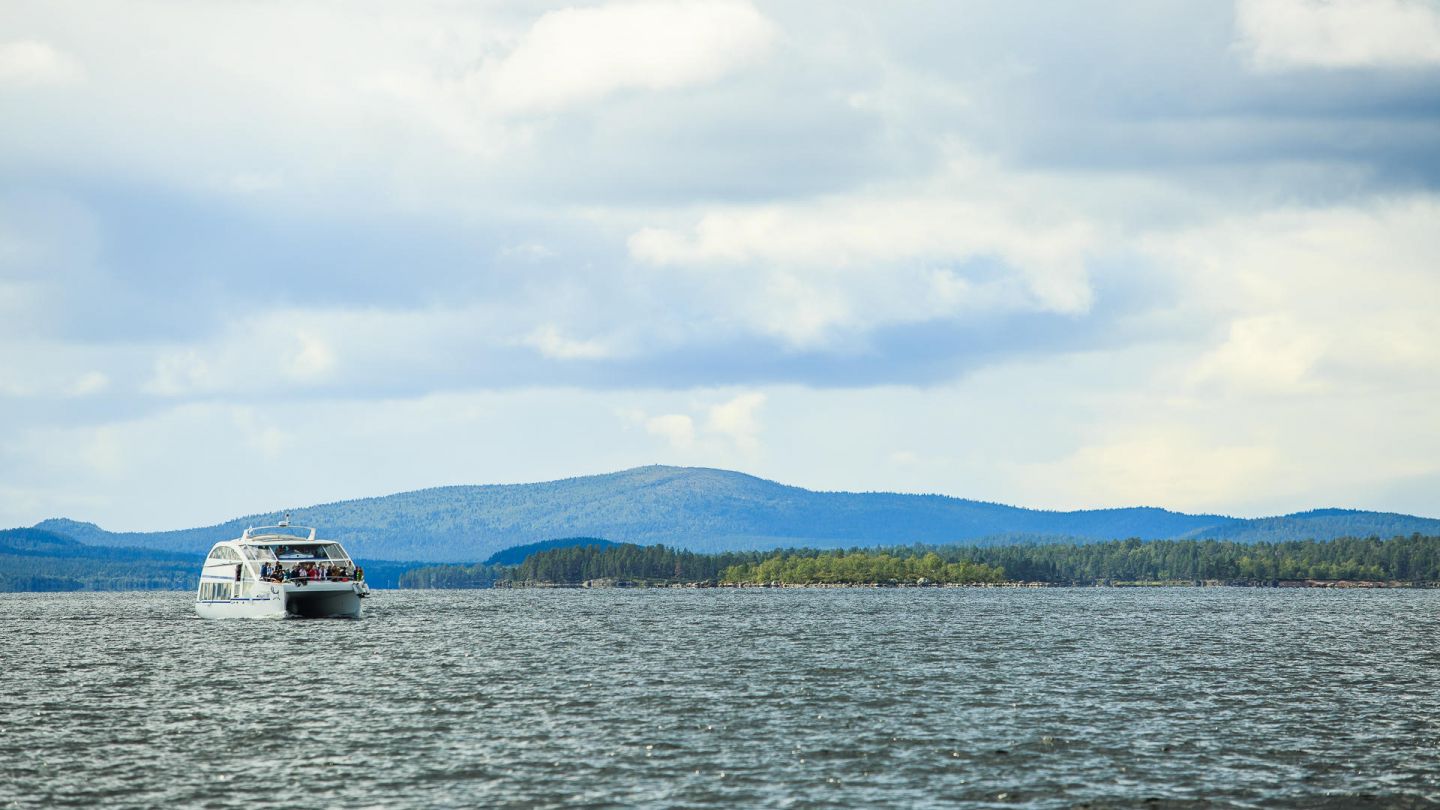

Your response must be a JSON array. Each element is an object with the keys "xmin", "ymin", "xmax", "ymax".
[
  {"xmin": 198, "ymin": 582, "xmax": 233, "ymax": 601},
  {"xmin": 318, "ymin": 543, "xmax": 348, "ymax": 561},
  {"xmin": 274, "ymin": 544, "xmax": 314, "ymax": 559}
]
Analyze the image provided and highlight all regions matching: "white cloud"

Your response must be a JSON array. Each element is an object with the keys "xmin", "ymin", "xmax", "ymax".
[
  {"xmin": 523, "ymin": 324, "xmax": 614, "ymax": 360},
  {"xmin": 629, "ymin": 391, "xmax": 767, "ymax": 454},
  {"xmin": 65, "ymin": 371, "xmax": 110, "ymax": 398},
  {"xmin": 285, "ymin": 331, "xmax": 337, "ymax": 380},
  {"xmin": 1188, "ymin": 315, "xmax": 1326, "ymax": 395},
  {"xmin": 1150, "ymin": 196, "xmax": 1440, "ymax": 394},
  {"xmin": 142, "ymin": 307, "xmax": 477, "ymax": 396},
  {"xmin": 232, "ymin": 407, "xmax": 291, "ymax": 460},
  {"xmin": 1236, "ymin": 0, "xmax": 1440, "ymax": 69},
  {"xmin": 0, "ymin": 40, "xmax": 83, "ymax": 85},
  {"xmin": 146, "ymin": 350, "xmax": 213, "ymax": 397},
  {"xmin": 221, "ymin": 171, "xmax": 284, "ymax": 195},
  {"xmin": 627, "ymin": 153, "xmax": 1097, "ymax": 347},
  {"xmin": 645, "ymin": 413, "xmax": 696, "ymax": 449},
  {"xmin": 1028, "ymin": 427, "xmax": 1281, "ymax": 511},
  {"xmin": 82, "ymin": 426, "xmax": 124, "ymax": 478},
  {"xmin": 705, "ymin": 392, "xmax": 765, "ymax": 452},
  {"xmin": 477, "ymin": 0, "xmax": 777, "ymax": 114},
  {"xmin": 500, "ymin": 242, "xmax": 556, "ymax": 261}
]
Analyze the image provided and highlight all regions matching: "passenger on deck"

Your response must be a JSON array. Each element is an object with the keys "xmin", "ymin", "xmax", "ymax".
[{"xmin": 260, "ymin": 561, "xmax": 272, "ymax": 580}]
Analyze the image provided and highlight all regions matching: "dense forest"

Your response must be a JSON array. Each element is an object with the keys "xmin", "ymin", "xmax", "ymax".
[
  {"xmin": 0, "ymin": 528, "xmax": 195, "ymax": 591},
  {"xmin": 397, "ymin": 562, "xmax": 511, "ymax": 589},
  {"xmin": 507, "ymin": 543, "xmax": 770, "ymax": 584},
  {"xmin": 483, "ymin": 537, "xmax": 618, "ymax": 565},
  {"xmin": 399, "ymin": 533, "xmax": 1440, "ymax": 588},
  {"xmin": 721, "ymin": 551, "xmax": 1006, "ymax": 585},
  {"xmin": 942, "ymin": 534, "xmax": 1440, "ymax": 583}
]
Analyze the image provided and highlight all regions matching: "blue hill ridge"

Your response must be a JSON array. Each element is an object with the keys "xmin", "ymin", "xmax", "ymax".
[{"xmin": 29, "ymin": 465, "xmax": 1440, "ymax": 563}]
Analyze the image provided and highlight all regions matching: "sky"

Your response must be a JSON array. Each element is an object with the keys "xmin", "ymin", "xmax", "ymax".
[{"xmin": 2, "ymin": 0, "xmax": 1439, "ymax": 530}]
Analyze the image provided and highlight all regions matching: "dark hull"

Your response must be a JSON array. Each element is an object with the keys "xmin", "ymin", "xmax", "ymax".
[{"xmin": 285, "ymin": 587, "xmax": 362, "ymax": 619}]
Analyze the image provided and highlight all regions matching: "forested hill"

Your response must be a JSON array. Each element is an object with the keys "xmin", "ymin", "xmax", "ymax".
[
  {"xmin": 0, "ymin": 526, "xmax": 428, "ymax": 591},
  {"xmin": 31, "ymin": 465, "xmax": 1440, "ymax": 563}
]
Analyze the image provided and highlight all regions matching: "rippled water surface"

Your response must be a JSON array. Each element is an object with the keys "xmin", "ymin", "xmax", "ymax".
[{"xmin": 2, "ymin": 589, "xmax": 1439, "ymax": 808}]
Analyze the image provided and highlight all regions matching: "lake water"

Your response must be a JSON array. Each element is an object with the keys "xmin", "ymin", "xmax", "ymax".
[{"xmin": 2, "ymin": 588, "xmax": 1438, "ymax": 808}]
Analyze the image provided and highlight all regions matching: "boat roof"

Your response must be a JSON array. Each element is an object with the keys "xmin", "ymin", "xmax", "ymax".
[
  {"xmin": 205, "ymin": 521, "xmax": 355, "ymax": 559},
  {"xmin": 239, "ymin": 524, "xmax": 318, "ymax": 543}
]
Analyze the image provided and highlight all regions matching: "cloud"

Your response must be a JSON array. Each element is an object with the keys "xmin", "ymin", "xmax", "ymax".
[
  {"xmin": 1029, "ymin": 427, "xmax": 1282, "ymax": 512},
  {"xmin": 232, "ymin": 407, "xmax": 291, "ymax": 460},
  {"xmin": 645, "ymin": 413, "xmax": 696, "ymax": 449},
  {"xmin": 1235, "ymin": 0, "xmax": 1440, "ymax": 70},
  {"xmin": 630, "ymin": 391, "xmax": 766, "ymax": 454},
  {"xmin": 0, "ymin": 40, "xmax": 83, "ymax": 85},
  {"xmin": 477, "ymin": 0, "xmax": 777, "ymax": 114},
  {"xmin": 4, "ymin": 0, "xmax": 1440, "ymax": 529},
  {"xmin": 705, "ymin": 392, "xmax": 765, "ymax": 452},
  {"xmin": 1150, "ymin": 196, "xmax": 1440, "ymax": 394},
  {"xmin": 628, "ymin": 153, "xmax": 1097, "ymax": 347},
  {"xmin": 523, "ymin": 325, "xmax": 615, "ymax": 360},
  {"xmin": 64, "ymin": 371, "xmax": 110, "ymax": 398},
  {"xmin": 285, "ymin": 331, "xmax": 337, "ymax": 380},
  {"xmin": 146, "ymin": 351, "xmax": 212, "ymax": 397},
  {"xmin": 220, "ymin": 171, "xmax": 284, "ymax": 195},
  {"xmin": 1188, "ymin": 315, "xmax": 1326, "ymax": 396}
]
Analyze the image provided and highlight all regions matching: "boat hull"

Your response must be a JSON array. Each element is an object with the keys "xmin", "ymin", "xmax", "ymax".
[{"xmin": 195, "ymin": 581, "xmax": 363, "ymax": 619}]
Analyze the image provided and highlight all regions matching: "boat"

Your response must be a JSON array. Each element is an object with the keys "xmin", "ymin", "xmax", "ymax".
[{"xmin": 195, "ymin": 518, "xmax": 368, "ymax": 619}]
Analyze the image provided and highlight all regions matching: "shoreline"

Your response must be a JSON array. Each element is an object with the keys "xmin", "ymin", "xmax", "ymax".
[{"xmin": 497, "ymin": 577, "xmax": 1440, "ymax": 590}]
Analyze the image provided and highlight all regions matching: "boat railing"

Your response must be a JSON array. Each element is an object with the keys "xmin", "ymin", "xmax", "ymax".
[{"xmin": 256, "ymin": 570, "xmax": 364, "ymax": 584}]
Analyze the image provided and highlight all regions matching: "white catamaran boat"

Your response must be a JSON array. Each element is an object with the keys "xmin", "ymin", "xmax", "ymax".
[{"xmin": 195, "ymin": 519, "xmax": 368, "ymax": 619}]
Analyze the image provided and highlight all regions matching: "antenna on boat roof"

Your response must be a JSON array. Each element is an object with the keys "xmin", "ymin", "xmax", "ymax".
[{"xmin": 279, "ymin": 512, "xmax": 290, "ymax": 528}]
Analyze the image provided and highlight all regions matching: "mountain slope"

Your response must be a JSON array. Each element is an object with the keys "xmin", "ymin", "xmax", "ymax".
[
  {"xmin": 30, "ymin": 465, "xmax": 1440, "ymax": 563},
  {"xmin": 0, "ymin": 527, "xmax": 196, "ymax": 591}
]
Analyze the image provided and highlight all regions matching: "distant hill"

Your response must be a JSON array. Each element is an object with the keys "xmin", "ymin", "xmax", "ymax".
[
  {"xmin": 484, "ymin": 537, "xmax": 619, "ymax": 566},
  {"xmin": 0, "ymin": 527, "xmax": 427, "ymax": 591},
  {"xmin": 0, "ymin": 527, "xmax": 195, "ymax": 591},
  {"xmin": 1177, "ymin": 509, "xmax": 1439, "ymax": 543},
  {"xmin": 30, "ymin": 465, "xmax": 1440, "ymax": 563}
]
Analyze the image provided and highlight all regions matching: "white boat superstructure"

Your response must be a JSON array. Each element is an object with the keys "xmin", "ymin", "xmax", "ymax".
[{"xmin": 195, "ymin": 521, "xmax": 367, "ymax": 619}]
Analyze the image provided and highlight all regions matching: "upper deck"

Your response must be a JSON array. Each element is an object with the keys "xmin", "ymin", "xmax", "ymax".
[
  {"xmin": 204, "ymin": 524, "xmax": 355, "ymax": 566},
  {"xmin": 235, "ymin": 525, "xmax": 352, "ymax": 561}
]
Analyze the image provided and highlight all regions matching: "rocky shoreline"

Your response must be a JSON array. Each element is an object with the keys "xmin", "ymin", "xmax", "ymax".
[{"xmin": 496, "ymin": 577, "xmax": 1440, "ymax": 590}]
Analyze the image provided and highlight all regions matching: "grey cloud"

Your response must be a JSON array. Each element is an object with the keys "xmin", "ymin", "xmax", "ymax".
[{"xmin": 830, "ymin": 1, "xmax": 1440, "ymax": 193}]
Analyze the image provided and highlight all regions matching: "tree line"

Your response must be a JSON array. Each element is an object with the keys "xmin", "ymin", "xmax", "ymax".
[
  {"xmin": 397, "ymin": 533, "xmax": 1440, "ymax": 588},
  {"xmin": 721, "ymin": 551, "xmax": 1005, "ymax": 585},
  {"xmin": 939, "ymin": 534, "xmax": 1440, "ymax": 583}
]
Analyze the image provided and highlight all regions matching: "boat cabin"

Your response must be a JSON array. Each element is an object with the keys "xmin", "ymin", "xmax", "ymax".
[{"xmin": 198, "ymin": 525, "xmax": 361, "ymax": 600}]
